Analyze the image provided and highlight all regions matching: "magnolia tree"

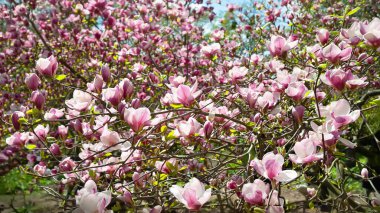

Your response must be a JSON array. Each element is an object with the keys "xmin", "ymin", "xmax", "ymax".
[{"xmin": 1, "ymin": 0, "xmax": 380, "ymax": 212}]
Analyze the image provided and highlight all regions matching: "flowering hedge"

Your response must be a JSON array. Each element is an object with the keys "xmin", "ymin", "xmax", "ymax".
[{"xmin": 1, "ymin": 0, "xmax": 380, "ymax": 212}]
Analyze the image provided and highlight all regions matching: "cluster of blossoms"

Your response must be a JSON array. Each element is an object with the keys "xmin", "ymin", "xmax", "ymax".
[{"xmin": 1, "ymin": 0, "xmax": 380, "ymax": 212}]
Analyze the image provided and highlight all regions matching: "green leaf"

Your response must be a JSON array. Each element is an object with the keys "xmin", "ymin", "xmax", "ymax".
[
  {"xmin": 346, "ymin": 7, "xmax": 360, "ymax": 16},
  {"xmin": 166, "ymin": 130, "xmax": 177, "ymax": 140},
  {"xmin": 25, "ymin": 144, "xmax": 37, "ymax": 150},
  {"xmin": 18, "ymin": 117, "xmax": 28, "ymax": 124},
  {"xmin": 55, "ymin": 74, "xmax": 67, "ymax": 81},
  {"xmin": 166, "ymin": 161, "xmax": 175, "ymax": 172},
  {"xmin": 159, "ymin": 174, "xmax": 168, "ymax": 180},
  {"xmin": 170, "ymin": 103, "xmax": 183, "ymax": 109},
  {"xmin": 26, "ymin": 108, "xmax": 40, "ymax": 115}
]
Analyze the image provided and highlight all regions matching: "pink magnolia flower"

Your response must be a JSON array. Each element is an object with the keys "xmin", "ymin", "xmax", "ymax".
[
  {"xmin": 268, "ymin": 35, "xmax": 298, "ymax": 57},
  {"xmin": 36, "ymin": 56, "xmax": 58, "ymax": 77},
  {"xmin": 228, "ymin": 66, "xmax": 249, "ymax": 84},
  {"xmin": 65, "ymin": 90, "xmax": 93, "ymax": 111},
  {"xmin": 341, "ymin": 22, "xmax": 362, "ymax": 45},
  {"xmin": 119, "ymin": 78, "xmax": 134, "ymax": 99},
  {"xmin": 59, "ymin": 157, "xmax": 76, "ymax": 172},
  {"xmin": 155, "ymin": 158, "xmax": 177, "ymax": 174},
  {"xmin": 103, "ymin": 86, "xmax": 123, "ymax": 106},
  {"xmin": 25, "ymin": 73, "xmax": 41, "ymax": 90},
  {"xmin": 285, "ymin": 82, "xmax": 307, "ymax": 101},
  {"xmin": 250, "ymin": 152, "xmax": 297, "ymax": 182},
  {"xmin": 33, "ymin": 162, "xmax": 46, "ymax": 175},
  {"xmin": 44, "ymin": 108, "xmax": 64, "ymax": 121},
  {"xmin": 322, "ymin": 43, "xmax": 352, "ymax": 63},
  {"xmin": 6, "ymin": 132, "xmax": 28, "ymax": 147},
  {"xmin": 169, "ymin": 177, "xmax": 212, "ymax": 211},
  {"xmin": 321, "ymin": 69, "xmax": 368, "ymax": 91},
  {"xmin": 174, "ymin": 117, "xmax": 202, "ymax": 138},
  {"xmin": 124, "ymin": 107, "xmax": 151, "ymax": 132},
  {"xmin": 76, "ymin": 180, "xmax": 111, "ymax": 213},
  {"xmin": 241, "ymin": 179, "xmax": 270, "ymax": 205},
  {"xmin": 201, "ymin": 43, "xmax": 221, "ymax": 58},
  {"xmin": 289, "ymin": 139, "xmax": 323, "ymax": 164},
  {"xmin": 256, "ymin": 91, "xmax": 280, "ymax": 110},
  {"xmin": 34, "ymin": 124, "xmax": 49, "ymax": 139},
  {"xmin": 292, "ymin": 105, "xmax": 305, "ymax": 124},
  {"xmin": 168, "ymin": 76, "xmax": 186, "ymax": 87},
  {"xmin": 360, "ymin": 18, "xmax": 380, "ymax": 47},
  {"xmin": 320, "ymin": 99, "xmax": 360, "ymax": 128},
  {"xmin": 170, "ymin": 82, "xmax": 202, "ymax": 107},
  {"xmin": 31, "ymin": 90, "xmax": 46, "ymax": 109},
  {"xmin": 100, "ymin": 126, "xmax": 120, "ymax": 147},
  {"xmin": 316, "ymin": 29, "xmax": 329, "ymax": 45}
]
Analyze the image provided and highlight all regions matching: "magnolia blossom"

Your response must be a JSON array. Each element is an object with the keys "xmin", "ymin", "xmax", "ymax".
[
  {"xmin": 103, "ymin": 86, "xmax": 123, "ymax": 106},
  {"xmin": 241, "ymin": 179, "xmax": 269, "ymax": 205},
  {"xmin": 44, "ymin": 108, "xmax": 64, "ymax": 121},
  {"xmin": 201, "ymin": 43, "xmax": 221, "ymax": 58},
  {"xmin": 289, "ymin": 139, "xmax": 323, "ymax": 164},
  {"xmin": 316, "ymin": 29, "xmax": 329, "ymax": 45},
  {"xmin": 268, "ymin": 35, "xmax": 298, "ymax": 57},
  {"xmin": 250, "ymin": 152, "xmax": 297, "ymax": 182},
  {"xmin": 174, "ymin": 117, "xmax": 202, "ymax": 138},
  {"xmin": 360, "ymin": 17, "xmax": 380, "ymax": 47},
  {"xmin": 65, "ymin": 90, "xmax": 93, "ymax": 111},
  {"xmin": 228, "ymin": 66, "xmax": 248, "ymax": 83},
  {"xmin": 341, "ymin": 22, "xmax": 362, "ymax": 45},
  {"xmin": 322, "ymin": 43, "xmax": 352, "ymax": 63},
  {"xmin": 100, "ymin": 126, "xmax": 120, "ymax": 147},
  {"xmin": 320, "ymin": 99, "xmax": 360, "ymax": 128},
  {"xmin": 285, "ymin": 81, "xmax": 307, "ymax": 101},
  {"xmin": 169, "ymin": 177, "xmax": 212, "ymax": 210},
  {"xmin": 321, "ymin": 69, "xmax": 367, "ymax": 91},
  {"xmin": 155, "ymin": 158, "xmax": 177, "ymax": 174},
  {"xmin": 124, "ymin": 107, "xmax": 151, "ymax": 132},
  {"xmin": 33, "ymin": 162, "xmax": 46, "ymax": 175},
  {"xmin": 75, "ymin": 180, "xmax": 112, "ymax": 213},
  {"xmin": 170, "ymin": 82, "xmax": 202, "ymax": 107},
  {"xmin": 36, "ymin": 56, "xmax": 58, "ymax": 77},
  {"xmin": 25, "ymin": 73, "xmax": 41, "ymax": 90}
]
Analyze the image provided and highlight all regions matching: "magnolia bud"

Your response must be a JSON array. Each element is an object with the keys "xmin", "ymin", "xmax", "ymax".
[
  {"xmin": 204, "ymin": 121, "xmax": 213, "ymax": 139},
  {"xmin": 25, "ymin": 73, "xmax": 41, "ymax": 90},
  {"xmin": 226, "ymin": 180, "xmax": 237, "ymax": 190},
  {"xmin": 131, "ymin": 98, "xmax": 141, "ymax": 108},
  {"xmin": 31, "ymin": 91, "xmax": 46, "ymax": 109},
  {"xmin": 123, "ymin": 190, "xmax": 133, "ymax": 205},
  {"xmin": 361, "ymin": 168, "xmax": 369, "ymax": 179},
  {"xmin": 101, "ymin": 64, "xmax": 111, "ymax": 82},
  {"xmin": 253, "ymin": 113, "xmax": 261, "ymax": 123},
  {"xmin": 307, "ymin": 187, "xmax": 316, "ymax": 197},
  {"xmin": 317, "ymin": 29, "xmax": 329, "ymax": 45},
  {"xmin": 11, "ymin": 111, "xmax": 24, "ymax": 130},
  {"xmin": 49, "ymin": 143, "xmax": 61, "ymax": 156},
  {"xmin": 292, "ymin": 105, "xmax": 306, "ymax": 124},
  {"xmin": 93, "ymin": 74, "xmax": 103, "ymax": 92}
]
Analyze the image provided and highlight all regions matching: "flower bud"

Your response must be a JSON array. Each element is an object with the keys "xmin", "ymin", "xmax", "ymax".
[
  {"xmin": 25, "ymin": 73, "xmax": 41, "ymax": 90},
  {"xmin": 292, "ymin": 105, "xmax": 306, "ymax": 124},
  {"xmin": 49, "ymin": 143, "xmax": 61, "ymax": 156},
  {"xmin": 316, "ymin": 29, "xmax": 329, "ymax": 45},
  {"xmin": 31, "ymin": 91, "xmax": 46, "ymax": 110},
  {"xmin": 361, "ymin": 168, "xmax": 369, "ymax": 179},
  {"xmin": 131, "ymin": 98, "xmax": 141, "ymax": 108},
  {"xmin": 101, "ymin": 64, "xmax": 111, "ymax": 82},
  {"xmin": 204, "ymin": 121, "xmax": 213, "ymax": 139},
  {"xmin": 11, "ymin": 111, "xmax": 24, "ymax": 130}
]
